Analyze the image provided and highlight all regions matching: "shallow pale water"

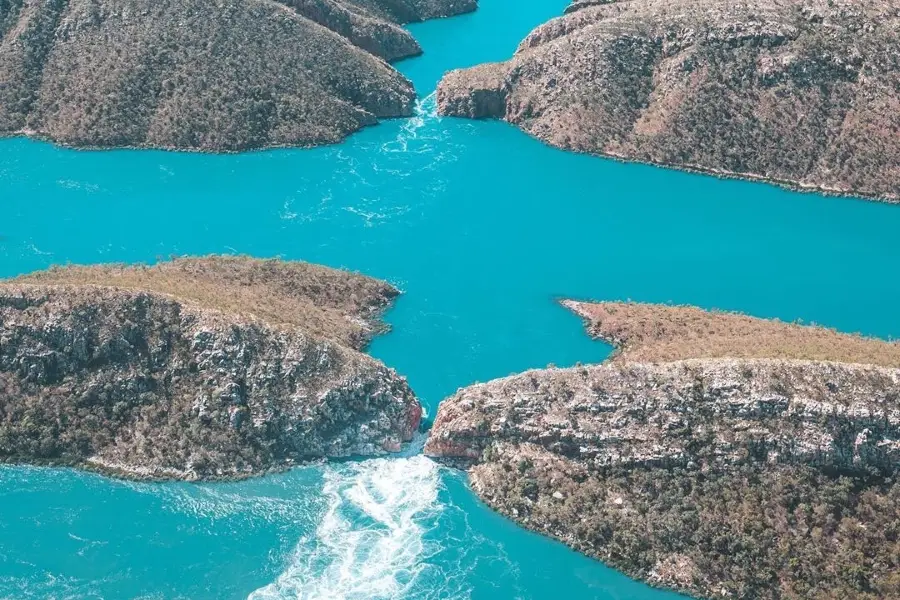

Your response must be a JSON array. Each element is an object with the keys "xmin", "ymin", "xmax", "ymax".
[{"xmin": 2, "ymin": 0, "xmax": 900, "ymax": 598}]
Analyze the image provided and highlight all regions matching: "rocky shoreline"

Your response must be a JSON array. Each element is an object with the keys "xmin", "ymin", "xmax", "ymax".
[
  {"xmin": 0, "ymin": 256, "xmax": 422, "ymax": 481},
  {"xmin": 426, "ymin": 302, "xmax": 900, "ymax": 599},
  {"xmin": 436, "ymin": 0, "xmax": 900, "ymax": 202},
  {"xmin": 0, "ymin": 0, "xmax": 475, "ymax": 152}
]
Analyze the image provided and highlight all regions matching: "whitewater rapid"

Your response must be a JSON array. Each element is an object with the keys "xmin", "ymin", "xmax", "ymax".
[{"xmin": 248, "ymin": 455, "xmax": 445, "ymax": 600}]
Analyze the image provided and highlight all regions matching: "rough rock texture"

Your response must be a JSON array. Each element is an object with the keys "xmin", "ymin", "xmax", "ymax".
[
  {"xmin": 426, "ymin": 359, "xmax": 900, "ymax": 474},
  {"xmin": 0, "ymin": 0, "xmax": 475, "ymax": 151},
  {"xmin": 0, "ymin": 256, "xmax": 422, "ymax": 480},
  {"xmin": 11, "ymin": 256, "xmax": 403, "ymax": 350},
  {"xmin": 436, "ymin": 0, "xmax": 900, "ymax": 202},
  {"xmin": 461, "ymin": 445, "xmax": 900, "ymax": 599},
  {"xmin": 426, "ymin": 302, "xmax": 900, "ymax": 599}
]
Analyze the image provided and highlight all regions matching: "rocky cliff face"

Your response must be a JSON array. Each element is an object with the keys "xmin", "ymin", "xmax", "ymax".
[
  {"xmin": 0, "ymin": 0, "xmax": 474, "ymax": 151},
  {"xmin": 426, "ymin": 302, "xmax": 900, "ymax": 599},
  {"xmin": 0, "ymin": 257, "xmax": 422, "ymax": 480},
  {"xmin": 427, "ymin": 359, "xmax": 900, "ymax": 475},
  {"xmin": 11, "ymin": 255, "xmax": 404, "ymax": 350},
  {"xmin": 436, "ymin": 0, "xmax": 900, "ymax": 202}
]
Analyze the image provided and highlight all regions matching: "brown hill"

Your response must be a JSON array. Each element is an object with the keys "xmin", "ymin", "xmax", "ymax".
[
  {"xmin": 0, "ymin": 0, "xmax": 474, "ymax": 150},
  {"xmin": 0, "ymin": 256, "xmax": 422, "ymax": 480},
  {"xmin": 427, "ymin": 301, "xmax": 900, "ymax": 599},
  {"xmin": 437, "ymin": 0, "xmax": 900, "ymax": 201}
]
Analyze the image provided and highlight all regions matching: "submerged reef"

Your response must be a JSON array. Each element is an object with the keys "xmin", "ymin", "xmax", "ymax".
[
  {"xmin": 427, "ymin": 301, "xmax": 900, "ymax": 599},
  {"xmin": 0, "ymin": 256, "xmax": 422, "ymax": 480},
  {"xmin": 436, "ymin": 0, "xmax": 900, "ymax": 201}
]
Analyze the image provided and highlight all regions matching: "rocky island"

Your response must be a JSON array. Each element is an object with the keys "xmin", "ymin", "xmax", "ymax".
[
  {"xmin": 0, "ymin": 256, "xmax": 422, "ymax": 480},
  {"xmin": 436, "ymin": 0, "xmax": 900, "ymax": 202},
  {"xmin": 426, "ymin": 301, "xmax": 900, "ymax": 599},
  {"xmin": 0, "ymin": 0, "xmax": 474, "ymax": 151}
]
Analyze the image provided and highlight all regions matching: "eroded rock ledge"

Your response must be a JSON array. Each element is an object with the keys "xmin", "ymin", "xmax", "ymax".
[
  {"xmin": 0, "ymin": 256, "xmax": 422, "ymax": 480},
  {"xmin": 426, "ymin": 301, "xmax": 900, "ymax": 599},
  {"xmin": 436, "ymin": 0, "xmax": 900, "ymax": 202},
  {"xmin": 427, "ymin": 358, "xmax": 900, "ymax": 474},
  {"xmin": 0, "ymin": 0, "xmax": 476, "ymax": 151}
]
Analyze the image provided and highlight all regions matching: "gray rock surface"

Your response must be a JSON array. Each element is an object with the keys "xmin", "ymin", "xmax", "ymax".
[
  {"xmin": 426, "ymin": 358, "xmax": 900, "ymax": 474},
  {"xmin": 426, "ymin": 301, "xmax": 900, "ymax": 598},
  {"xmin": 0, "ymin": 257, "xmax": 422, "ymax": 480}
]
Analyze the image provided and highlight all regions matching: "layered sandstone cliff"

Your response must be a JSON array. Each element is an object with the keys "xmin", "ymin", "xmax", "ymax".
[
  {"xmin": 0, "ymin": 256, "xmax": 422, "ymax": 480},
  {"xmin": 0, "ymin": 0, "xmax": 474, "ymax": 151},
  {"xmin": 436, "ymin": 0, "xmax": 900, "ymax": 201},
  {"xmin": 426, "ymin": 302, "xmax": 900, "ymax": 599}
]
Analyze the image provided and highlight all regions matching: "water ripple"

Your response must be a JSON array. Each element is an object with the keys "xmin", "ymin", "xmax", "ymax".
[{"xmin": 248, "ymin": 456, "xmax": 447, "ymax": 600}]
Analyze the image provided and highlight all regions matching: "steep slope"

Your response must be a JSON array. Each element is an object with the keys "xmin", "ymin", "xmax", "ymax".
[
  {"xmin": 0, "ymin": 256, "xmax": 422, "ymax": 480},
  {"xmin": 436, "ymin": 0, "xmax": 900, "ymax": 201},
  {"xmin": 426, "ymin": 302, "xmax": 900, "ymax": 599},
  {"xmin": 280, "ymin": 0, "xmax": 476, "ymax": 61},
  {"xmin": 0, "ymin": 0, "xmax": 474, "ymax": 151}
]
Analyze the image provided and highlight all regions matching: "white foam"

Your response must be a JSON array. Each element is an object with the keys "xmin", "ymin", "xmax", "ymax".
[
  {"xmin": 155, "ymin": 484, "xmax": 319, "ymax": 524},
  {"xmin": 398, "ymin": 431, "xmax": 430, "ymax": 458},
  {"xmin": 57, "ymin": 179, "xmax": 100, "ymax": 193},
  {"xmin": 108, "ymin": 466, "xmax": 326, "ymax": 526},
  {"xmin": 248, "ymin": 456, "xmax": 442, "ymax": 600},
  {"xmin": 382, "ymin": 93, "xmax": 439, "ymax": 155}
]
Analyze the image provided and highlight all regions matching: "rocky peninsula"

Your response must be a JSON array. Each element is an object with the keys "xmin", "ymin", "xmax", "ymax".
[
  {"xmin": 0, "ymin": 256, "xmax": 422, "ymax": 480},
  {"xmin": 436, "ymin": 0, "xmax": 900, "ymax": 202},
  {"xmin": 426, "ymin": 301, "xmax": 900, "ymax": 599},
  {"xmin": 0, "ymin": 0, "xmax": 474, "ymax": 151}
]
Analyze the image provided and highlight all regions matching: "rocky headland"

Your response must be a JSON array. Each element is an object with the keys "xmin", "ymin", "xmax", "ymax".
[
  {"xmin": 436, "ymin": 0, "xmax": 900, "ymax": 202},
  {"xmin": 0, "ymin": 0, "xmax": 474, "ymax": 151},
  {"xmin": 0, "ymin": 256, "xmax": 422, "ymax": 480},
  {"xmin": 426, "ymin": 301, "xmax": 900, "ymax": 599}
]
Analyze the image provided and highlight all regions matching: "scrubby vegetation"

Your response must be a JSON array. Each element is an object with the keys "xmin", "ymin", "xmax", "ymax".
[
  {"xmin": 11, "ymin": 255, "xmax": 399, "ymax": 350},
  {"xmin": 0, "ymin": 0, "xmax": 473, "ymax": 150},
  {"xmin": 428, "ymin": 298, "xmax": 900, "ymax": 599},
  {"xmin": 473, "ymin": 444, "xmax": 900, "ymax": 600},
  {"xmin": 279, "ymin": 0, "xmax": 476, "ymax": 61},
  {"xmin": 437, "ymin": 0, "xmax": 900, "ymax": 201},
  {"xmin": 0, "ymin": 257, "xmax": 420, "ymax": 480},
  {"xmin": 566, "ymin": 300, "xmax": 900, "ymax": 368}
]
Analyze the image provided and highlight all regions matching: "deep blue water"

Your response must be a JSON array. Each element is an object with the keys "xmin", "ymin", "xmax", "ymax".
[{"xmin": 2, "ymin": 0, "xmax": 900, "ymax": 598}]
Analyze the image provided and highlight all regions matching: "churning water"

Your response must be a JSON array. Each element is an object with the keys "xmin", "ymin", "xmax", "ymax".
[{"xmin": 2, "ymin": 0, "xmax": 900, "ymax": 597}]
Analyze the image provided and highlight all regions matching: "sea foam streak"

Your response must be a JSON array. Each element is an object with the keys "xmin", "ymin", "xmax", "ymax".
[
  {"xmin": 382, "ymin": 92, "xmax": 438, "ymax": 155},
  {"xmin": 248, "ymin": 455, "xmax": 442, "ymax": 600}
]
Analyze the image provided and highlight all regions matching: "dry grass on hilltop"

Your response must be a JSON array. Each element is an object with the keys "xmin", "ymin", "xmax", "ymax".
[
  {"xmin": 564, "ymin": 300, "xmax": 900, "ymax": 368},
  {"xmin": 5, "ymin": 256, "xmax": 399, "ymax": 350}
]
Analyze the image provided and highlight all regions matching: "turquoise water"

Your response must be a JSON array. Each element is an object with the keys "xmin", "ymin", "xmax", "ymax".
[{"xmin": 2, "ymin": 0, "xmax": 900, "ymax": 597}]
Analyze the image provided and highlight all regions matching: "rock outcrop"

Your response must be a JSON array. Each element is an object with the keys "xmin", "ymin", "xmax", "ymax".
[
  {"xmin": 426, "ymin": 359, "xmax": 900, "ymax": 474},
  {"xmin": 0, "ymin": 256, "xmax": 422, "ymax": 480},
  {"xmin": 426, "ymin": 302, "xmax": 900, "ymax": 599},
  {"xmin": 278, "ymin": 0, "xmax": 476, "ymax": 62},
  {"xmin": 0, "ymin": 0, "xmax": 475, "ymax": 151},
  {"xmin": 436, "ymin": 0, "xmax": 900, "ymax": 202}
]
